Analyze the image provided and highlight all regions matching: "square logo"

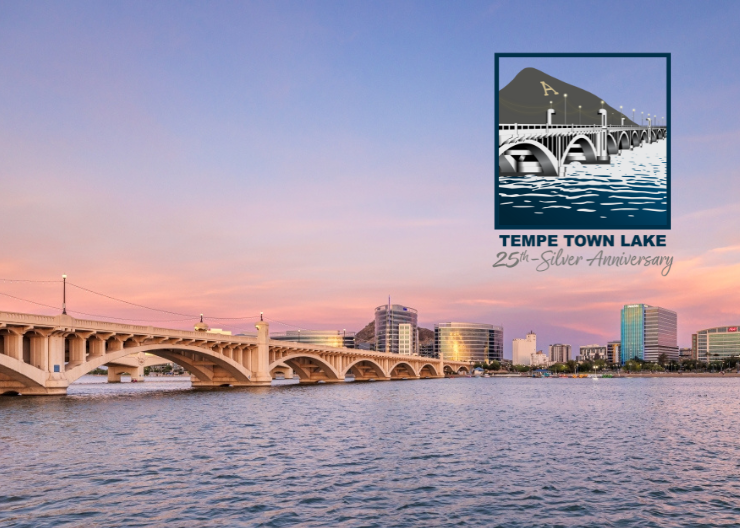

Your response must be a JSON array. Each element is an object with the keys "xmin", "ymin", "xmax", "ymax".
[{"xmin": 495, "ymin": 53, "xmax": 670, "ymax": 230}]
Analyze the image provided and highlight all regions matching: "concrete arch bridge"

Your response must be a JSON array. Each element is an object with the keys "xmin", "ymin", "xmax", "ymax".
[
  {"xmin": 0, "ymin": 311, "xmax": 470, "ymax": 395},
  {"xmin": 499, "ymin": 117, "xmax": 667, "ymax": 177}
]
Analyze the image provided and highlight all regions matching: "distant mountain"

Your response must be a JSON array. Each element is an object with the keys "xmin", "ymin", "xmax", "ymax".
[
  {"xmin": 354, "ymin": 321, "xmax": 434, "ymax": 346},
  {"xmin": 356, "ymin": 321, "xmax": 375, "ymax": 344},
  {"xmin": 499, "ymin": 67, "xmax": 637, "ymax": 126},
  {"xmin": 418, "ymin": 327, "xmax": 434, "ymax": 346}
]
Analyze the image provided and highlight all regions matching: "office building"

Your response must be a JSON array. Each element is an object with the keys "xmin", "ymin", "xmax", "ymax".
[
  {"xmin": 375, "ymin": 303, "xmax": 418, "ymax": 355},
  {"xmin": 419, "ymin": 343, "xmax": 435, "ymax": 358},
  {"xmin": 621, "ymin": 304, "xmax": 678, "ymax": 363},
  {"xmin": 578, "ymin": 344, "xmax": 607, "ymax": 362},
  {"xmin": 398, "ymin": 323, "xmax": 414, "ymax": 355},
  {"xmin": 272, "ymin": 330, "xmax": 355, "ymax": 348},
  {"xmin": 531, "ymin": 350, "xmax": 549, "ymax": 368},
  {"xmin": 694, "ymin": 326, "xmax": 740, "ymax": 362},
  {"xmin": 679, "ymin": 347, "xmax": 693, "ymax": 360},
  {"xmin": 606, "ymin": 341, "xmax": 621, "ymax": 364},
  {"xmin": 513, "ymin": 331, "xmax": 536, "ymax": 365},
  {"xmin": 548, "ymin": 344, "xmax": 571, "ymax": 364},
  {"xmin": 434, "ymin": 322, "xmax": 503, "ymax": 362}
]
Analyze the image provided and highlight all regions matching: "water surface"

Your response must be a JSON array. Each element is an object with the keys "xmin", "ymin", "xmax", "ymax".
[
  {"xmin": 499, "ymin": 141, "xmax": 667, "ymax": 227},
  {"xmin": 2, "ymin": 376, "xmax": 739, "ymax": 527}
]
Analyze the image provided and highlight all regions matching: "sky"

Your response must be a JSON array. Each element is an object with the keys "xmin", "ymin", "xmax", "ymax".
[
  {"xmin": 499, "ymin": 57, "xmax": 668, "ymax": 125},
  {"xmin": 1, "ymin": 0, "xmax": 739, "ymax": 356}
]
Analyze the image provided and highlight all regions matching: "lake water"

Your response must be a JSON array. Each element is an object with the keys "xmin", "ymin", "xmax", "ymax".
[
  {"xmin": 2, "ymin": 376, "xmax": 739, "ymax": 527},
  {"xmin": 499, "ymin": 140, "xmax": 667, "ymax": 228}
]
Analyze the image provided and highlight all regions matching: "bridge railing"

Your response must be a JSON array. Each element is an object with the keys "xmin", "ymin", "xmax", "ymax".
[{"xmin": 499, "ymin": 123, "xmax": 666, "ymax": 131}]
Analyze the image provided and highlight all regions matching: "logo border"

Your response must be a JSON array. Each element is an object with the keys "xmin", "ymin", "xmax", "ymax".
[{"xmin": 494, "ymin": 52, "xmax": 671, "ymax": 230}]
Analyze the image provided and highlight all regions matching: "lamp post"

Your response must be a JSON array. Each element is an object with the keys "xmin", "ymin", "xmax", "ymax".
[
  {"xmin": 641, "ymin": 111, "xmax": 644, "ymax": 126},
  {"xmin": 632, "ymin": 108, "xmax": 635, "ymax": 124},
  {"xmin": 62, "ymin": 274, "xmax": 67, "ymax": 315},
  {"xmin": 579, "ymin": 105, "xmax": 581, "ymax": 125},
  {"xmin": 564, "ymin": 93, "xmax": 567, "ymax": 126}
]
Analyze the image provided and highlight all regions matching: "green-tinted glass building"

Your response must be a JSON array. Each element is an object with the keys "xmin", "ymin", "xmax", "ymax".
[
  {"xmin": 695, "ymin": 326, "xmax": 740, "ymax": 362},
  {"xmin": 620, "ymin": 304, "xmax": 678, "ymax": 363}
]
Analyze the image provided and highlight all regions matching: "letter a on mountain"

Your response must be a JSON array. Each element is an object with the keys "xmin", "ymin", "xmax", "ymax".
[{"xmin": 540, "ymin": 81, "xmax": 558, "ymax": 96}]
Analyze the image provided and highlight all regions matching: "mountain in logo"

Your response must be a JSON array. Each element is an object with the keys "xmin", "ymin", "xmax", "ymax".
[{"xmin": 499, "ymin": 67, "xmax": 637, "ymax": 126}]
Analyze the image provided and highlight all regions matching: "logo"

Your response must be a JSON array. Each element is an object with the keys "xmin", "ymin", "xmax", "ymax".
[{"xmin": 495, "ymin": 53, "xmax": 670, "ymax": 230}]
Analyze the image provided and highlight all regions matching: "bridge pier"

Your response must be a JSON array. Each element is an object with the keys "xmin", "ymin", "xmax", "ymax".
[{"xmin": 107, "ymin": 365, "xmax": 144, "ymax": 383}]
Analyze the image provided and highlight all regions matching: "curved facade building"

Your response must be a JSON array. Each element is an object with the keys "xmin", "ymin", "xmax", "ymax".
[
  {"xmin": 272, "ymin": 330, "xmax": 355, "ymax": 349},
  {"xmin": 694, "ymin": 326, "xmax": 740, "ymax": 362},
  {"xmin": 434, "ymin": 322, "xmax": 503, "ymax": 363},
  {"xmin": 375, "ymin": 304, "xmax": 418, "ymax": 355}
]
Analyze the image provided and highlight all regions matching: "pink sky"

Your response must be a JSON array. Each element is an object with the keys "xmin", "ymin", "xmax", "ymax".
[{"xmin": 1, "ymin": 2, "xmax": 739, "ymax": 356}]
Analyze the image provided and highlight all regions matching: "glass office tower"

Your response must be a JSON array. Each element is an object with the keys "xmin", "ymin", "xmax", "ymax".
[
  {"xmin": 621, "ymin": 304, "xmax": 678, "ymax": 363},
  {"xmin": 272, "ymin": 330, "xmax": 355, "ymax": 348},
  {"xmin": 375, "ymin": 303, "xmax": 418, "ymax": 355},
  {"xmin": 695, "ymin": 326, "xmax": 740, "ymax": 362},
  {"xmin": 434, "ymin": 322, "xmax": 503, "ymax": 362}
]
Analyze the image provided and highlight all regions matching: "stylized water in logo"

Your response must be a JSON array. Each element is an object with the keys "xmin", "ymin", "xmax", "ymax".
[{"xmin": 499, "ymin": 141, "xmax": 666, "ymax": 227}]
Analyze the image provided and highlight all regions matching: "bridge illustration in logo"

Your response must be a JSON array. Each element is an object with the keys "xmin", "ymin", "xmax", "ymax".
[{"xmin": 499, "ymin": 113, "xmax": 667, "ymax": 178}]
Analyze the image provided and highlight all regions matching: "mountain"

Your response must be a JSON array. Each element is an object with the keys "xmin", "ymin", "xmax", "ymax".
[
  {"xmin": 354, "ymin": 321, "xmax": 435, "ymax": 346},
  {"xmin": 355, "ymin": 321, "xmax": 375, "ymax": 345},
  {"xmin": 499, "ymin": 67, "xmax": 638, "ymax": 126}
]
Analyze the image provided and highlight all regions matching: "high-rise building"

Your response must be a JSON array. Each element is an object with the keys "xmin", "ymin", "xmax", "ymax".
[
  {"xmin": 433, "ymin": 322, "xmax": 503, "ymax": 362},
  {"xmin": 272, "ymin": 330, "xmax": 355, "ymax": 348},
  {"xmin": 694, "ymin": 326, "xmax": 740, "ymax": 362},
  {"xmin": 621, "ymin": 304, "xmax": 678, "ymax": 363},
  {"xmin": 398, "ymin": 323, "xmax": 413, "ymax": 355},
  {"xmin": 578, "ymin": 344, "xmax": 607, "ymax": 362},
  {"xmin": 606, "ymin": 341, "xmax": 621, "ymax": 364},
  {"xmin": 513, "ymin": 331, "xmax": 536, "ymax": 365},
  {"xmin": 375, "ymin": 303, "xmax": 418, "ymax": 355},
  {"xmin": 548, "ymin": 344, "xmax": 571, "ymax": 363}
]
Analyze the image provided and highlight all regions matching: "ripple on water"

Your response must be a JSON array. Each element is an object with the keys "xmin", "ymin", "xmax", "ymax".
[
  {"xmin": 499, "ymin": 141, "xmax": 667, "ymax": 227},
  {"xmin": 3, "ymin": 377, "xmax": 740, "ymax": 527}
]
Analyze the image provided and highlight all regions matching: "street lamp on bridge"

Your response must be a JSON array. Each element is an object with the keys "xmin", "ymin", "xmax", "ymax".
[
  {"xmin": 632, "ymin": 108, "xmax": 635, "ymax": 123},
  {"xmin": 641, "ymin": 111, "xmax": 644, "ymax": 125},
  {"xmin": 578, "ymin": 105, "xmax": 581, "ymax": 125},
  {"xmin": 564, "ymin": 93, "xmax": 567, "ymax": 126},
  {"xmin": 62, "ymin": 274, "xmax": 67, "ymax": 315}
]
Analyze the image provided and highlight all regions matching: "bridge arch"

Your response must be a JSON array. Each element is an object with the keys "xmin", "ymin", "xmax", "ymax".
[
  {"xmin": 618, "ymin": 132, "xmax": 630, "ymax": 150},
  {"xmin": 606, "ymin": 134, "xmax": 619, "ymax": 155},
  {"xmin": 418, "ymin": 363, "xmax": 439, "ymax": 378},
  {"xmin": 640, "ymin": 130, "xmax": 648, "ymax": 144},
  {"xmin": 63, "ymin": 344, "xmax": 253, "ymax": 385},
  {"xmin": 0, "ymin": 353, "xmax": 47, "ymax": 392},
  {"xmin": 389, "ymin": 361, "xmax": 419, "ymax": 380},
  {"xmin": 268, "ymin": 353, "xmax": 342, "ymax": 383},
  {"xmin": 499, "ymin": 140, "xmax": 558, "ymax": 176},
  {"xmin": 631, "ymin": 131, "xmax": 641, "ymax": 147},
  {"xmin": 344, "ymin": 358, "xmax": 388, "ymax": 380},
  {"xmin": 561, "ymin": 135, "xmax": 597, "ymax": 165}
]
